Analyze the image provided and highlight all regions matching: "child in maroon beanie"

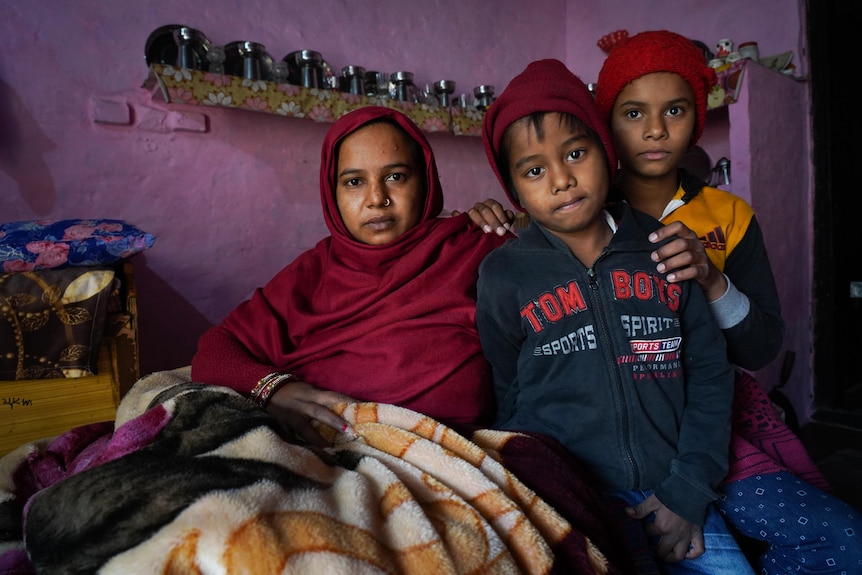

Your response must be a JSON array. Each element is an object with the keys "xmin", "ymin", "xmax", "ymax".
[
  {"xmin": 476, "ymin": 58, "xmax": 754, "ymax": 574},
  {"xmin": 596, "ymin": 29, "xmax": 862, "ymax": 574}
]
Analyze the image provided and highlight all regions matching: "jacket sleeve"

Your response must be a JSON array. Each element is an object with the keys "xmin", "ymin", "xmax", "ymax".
[
  {"xmin": 717, "ymin": 216, "xmax": 785, "ymax": 370},
  {"xmin": 475, "ymin": 258, "xmax": 522, "ymax": 425},
  {"xmin": 653, "ymin": 282, "xmax": 735, "ymax": 525}
]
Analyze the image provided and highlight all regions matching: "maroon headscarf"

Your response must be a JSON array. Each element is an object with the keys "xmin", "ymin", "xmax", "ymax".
[{"xmin": 193, "ymin": 106, "xmax": 508, "ymax": 426}]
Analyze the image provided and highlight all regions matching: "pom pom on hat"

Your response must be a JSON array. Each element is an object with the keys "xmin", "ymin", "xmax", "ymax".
[
  {"xmin": 595, "ymin": 30, "xmax": 717, "ymax": 144},
  {"xmin": 597, "ymin": 29, "xmax": 630, "ymax": 54},
  {"xmin": 482, "ymin": 58, "xmax": 617, "ymax": 211}
]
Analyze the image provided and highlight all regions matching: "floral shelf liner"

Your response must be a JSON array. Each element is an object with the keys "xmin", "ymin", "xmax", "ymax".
[{"xmin": 148, "ymin": 64, "xmax": 485, "ymax": 136}]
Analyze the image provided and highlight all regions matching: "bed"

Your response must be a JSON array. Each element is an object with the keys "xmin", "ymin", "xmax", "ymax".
[{"xmin": 0, "ymin": 366, "xmax": 634, "ymax": 574}]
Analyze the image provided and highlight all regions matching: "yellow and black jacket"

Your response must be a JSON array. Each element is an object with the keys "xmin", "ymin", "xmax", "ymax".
[{"xmin": 649, "ymin": 170, "xmax": 784, "ymax": 371}]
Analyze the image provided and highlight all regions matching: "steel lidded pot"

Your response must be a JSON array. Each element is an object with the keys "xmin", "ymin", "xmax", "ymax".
[
  {"xmin": 282, "ymin": 50, "xmax": 334, "ymax": 89},
  {"xmin": 224, "ymin": 41, "xmax": 274, "ymax": 81},
  {"xmin": 474, "ymin": 85, "xmax": 495, "ymax": 110},
  {"xmin": 433, "ymin": 80, "xmax": 456, "ymax": 107},
  {"xmin": 145, "ymin": 24, "xmax": 182, "ymax": 66},
  {"xmin": 172, "ymin": 26, "xmax": 211, "ymax": 71},
  {"xmin": 145, "ymin": 24, "xmax": 210, "ymax": 70},
  {"xmin": 340, "ymin": 65, "xmax": 367, "ymax": 95},
  {"xmin": 391, "ymin": 71, "xmax": 418, "ymax": 102},
  {"xmin": 296, "ymin": 50, "xmax": 324, "ymax": 88}
]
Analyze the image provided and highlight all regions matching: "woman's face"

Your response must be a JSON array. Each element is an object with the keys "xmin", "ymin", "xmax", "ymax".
[{"xmin": 335, "ymin": 122, "xmax": 425, "ymax": 245}]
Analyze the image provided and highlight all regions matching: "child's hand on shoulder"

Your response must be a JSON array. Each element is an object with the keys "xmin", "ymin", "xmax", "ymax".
[
  {"xmin": 625, "ymin": 493, "xmax": 705, "ymax": 562},
  {"xmin": 648, "ymin": 221, "xmax": 727, "ymax": 301},
  {"xmin": 451, "ymin": 198, "xmax": 514, "ymax": 236}
]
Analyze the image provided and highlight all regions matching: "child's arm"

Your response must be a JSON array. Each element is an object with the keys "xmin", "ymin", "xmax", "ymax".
[
  {"xmin": 652, "ymin": 281, "xmax": 735, "ymax": 526},
  {"xmin": 648, "ymin": 218, "xmax": 784, "ymax": 370},
  {"xmin": 475, "ymin": 259, "xmax": 522, "ymax": 424},
  {"xmin": 716, "ymin": 215, "xmax": 784, "ymax": 369}
]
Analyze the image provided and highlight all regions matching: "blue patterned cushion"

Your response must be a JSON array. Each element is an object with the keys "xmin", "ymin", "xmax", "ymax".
[{"xmin": 0, "ymin": 219, "xmax": 155, "ymax": 272}]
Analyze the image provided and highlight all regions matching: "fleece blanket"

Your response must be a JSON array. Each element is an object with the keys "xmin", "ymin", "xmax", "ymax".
[{"xmin": 0, "ymin": 368, "xmax": 633, "ymax": 575}]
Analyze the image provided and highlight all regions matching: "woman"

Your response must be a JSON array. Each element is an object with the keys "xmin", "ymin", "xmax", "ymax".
[{"xmin": 191, "ymin": 106, "xmax": 509, "ymax": 445}]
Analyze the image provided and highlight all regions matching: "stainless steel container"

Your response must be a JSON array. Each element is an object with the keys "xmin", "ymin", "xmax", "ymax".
[
  {"xmin": 224, "ymin": 41, "xmax": 273, "ymax": 81},
  {"xmin": 173, "ymin": 26, "xmax": 211, "ymax": 71},
  {"xmin": 474, "ymin": 85, "xmax": 495, "ymax": 110},
  {"xmin": 296, "ymin": 50, "xmax": 324, "ymax": 88},
  {"xmin": 391, "ymin": 71, "xmax": 418, "ymax": 102},
  {"xmin": 433, "ymin": 80, "xmax": 456, "ymax": 107},
  {"xmin": 340, "ymin": 65, "xmax": 367, "ymax": 95}
]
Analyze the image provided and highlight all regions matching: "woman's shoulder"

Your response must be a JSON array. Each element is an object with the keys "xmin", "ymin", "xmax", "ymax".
[
  {"xmin": 432, "ymin": 214, "xmax": 511, "ymax": 251},
  {"xmin": 262, "ymin": 238, "xmax": 332, "ymax": 288}
]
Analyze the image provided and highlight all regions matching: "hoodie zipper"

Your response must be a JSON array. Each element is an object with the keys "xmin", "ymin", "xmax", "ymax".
[{"xmin": 586, "ymin": 255, "xmax": 640, "ymax": 486}]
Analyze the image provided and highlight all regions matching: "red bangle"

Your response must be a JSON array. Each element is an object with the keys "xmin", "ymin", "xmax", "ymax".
[{"xmin": 250, "ymin": 372, "xmax": 297, "ymax": 408}]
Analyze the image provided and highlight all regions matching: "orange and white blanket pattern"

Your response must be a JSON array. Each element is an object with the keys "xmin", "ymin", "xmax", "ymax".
[{"xmin": 2, "ymin": 368, "xmax": 618, "ymax": 574}]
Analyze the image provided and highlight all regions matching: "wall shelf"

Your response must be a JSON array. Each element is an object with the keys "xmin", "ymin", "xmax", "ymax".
[
  {"xmin": 145, "ymin": 59, "xmax": 746, "ymax": 137},
  {"xmin": 146, "ymin": 64, "xmax": 485, "ymax": 136}
]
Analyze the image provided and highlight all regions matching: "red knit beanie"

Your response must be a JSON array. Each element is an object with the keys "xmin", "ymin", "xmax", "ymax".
[
  {"xmin": 482, "ymin": 58, "xmax": 617, "ymax": 212},
  {"xmin": 595, "ymin": 30, "xmax": 717, "ymax": 144}
]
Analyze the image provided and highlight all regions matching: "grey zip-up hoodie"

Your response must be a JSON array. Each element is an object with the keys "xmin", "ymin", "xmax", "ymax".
[{"xmin": 476, "ymin": 201, "xmax": 734, "ymax": 525}]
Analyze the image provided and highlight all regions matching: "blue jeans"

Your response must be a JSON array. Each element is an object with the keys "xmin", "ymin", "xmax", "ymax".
[
  {"xmin": 718, "ymin": 471, "xmax": 862, "ymax": 574},
  {"xmin": 605, "ymin": 489, "xmax": 755, "ymax": 575}
]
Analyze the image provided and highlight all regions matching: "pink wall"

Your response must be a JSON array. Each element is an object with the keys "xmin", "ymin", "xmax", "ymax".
[
  {"xmin": 729, "ymin": 65, "xmax": 811, "ymax": 420},
  {"xmin": 1, "ymin": 1, "xmax": 812, "ymax": 416}
]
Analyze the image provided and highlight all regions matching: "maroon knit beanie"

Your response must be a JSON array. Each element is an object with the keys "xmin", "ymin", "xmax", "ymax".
[
  {"xmin": 482, "ymin": 58, "xmax": 618, "ymax": 212},
  {"xmin": 595, "ymin": 30, "xmax": 717, "ymax": 144}
]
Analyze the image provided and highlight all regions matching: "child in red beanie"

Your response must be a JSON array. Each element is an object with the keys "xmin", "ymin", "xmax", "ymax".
[
  {"xmin": 477, "ymin": 58, "xmax": 754, "ymax": 573},
  {"xmin": 596, "ymin": 29, "xmax": 862, "ymax": 574}
]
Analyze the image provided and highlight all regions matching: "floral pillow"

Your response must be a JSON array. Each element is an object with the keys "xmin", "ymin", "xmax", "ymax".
[
  {"xmin": 0, "ymin": 267, "xmax": 116, "ymax": 380},
  {"xmin": 0, "ymin": 219, "xmax": 155, "ymax": 272}
]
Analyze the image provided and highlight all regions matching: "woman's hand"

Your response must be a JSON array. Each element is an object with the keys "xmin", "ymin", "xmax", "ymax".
[
  {"xmin": 626, "ymin": 493, "xmax": 705, "ymax": 562},
  {"xmin": 451, "ymin": 198, "xmax": 515, "ymax": 236},
  {"xmin": 648, "ymin": 220, "xmax": 727, "ymax": 302},
  {"xmin": 265, "ymin": 380, "xmax": 359, "ymax": 447}
]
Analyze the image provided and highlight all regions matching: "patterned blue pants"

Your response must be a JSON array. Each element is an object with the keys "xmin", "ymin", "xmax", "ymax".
[{"xmin": 718, "ymin": 471, "xmax": 862, "ymax": 574}]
